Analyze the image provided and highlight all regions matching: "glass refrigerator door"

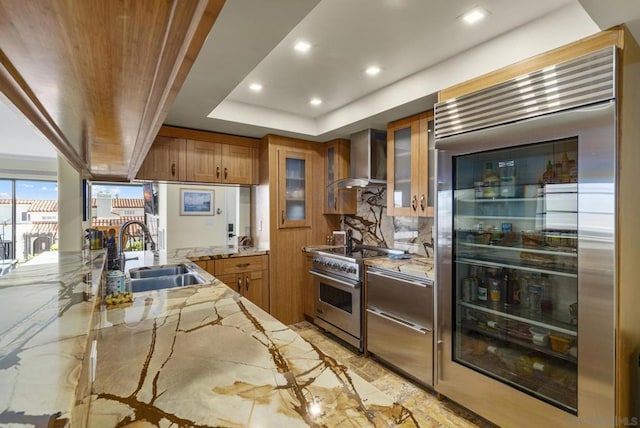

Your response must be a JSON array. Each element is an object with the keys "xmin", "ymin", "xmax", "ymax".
[{"xmin": 452, "ymin": 138, "xmax": 578, "ymax": 413}]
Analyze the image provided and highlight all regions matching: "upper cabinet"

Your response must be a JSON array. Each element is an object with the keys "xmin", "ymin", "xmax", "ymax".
[
  {"xmin": 185, "ymin": 140, "xmax": 256, "ymax": 184},
  {"xmin": 137, "ymin": 126, "xmax": 259, "ymax": 185},
  {"xmin": 136, "ymin": 136, "xmax": 187, "ymax": 181},
  {"xmin": 278, "ymin": 149, "xmax": 312, "ymax": 228},
  {"xmin": 324, "ymin": 139, "xmax": 356, "ymax": 215},
  {"xmin": 387, "ymin": 110, "xmax": 434, "ymax": 217}
]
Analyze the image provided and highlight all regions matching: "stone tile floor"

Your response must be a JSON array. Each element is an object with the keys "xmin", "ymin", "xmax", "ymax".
[{"xmin": 290, "ymin": 321, "xmax": 498, "ymax": 428}]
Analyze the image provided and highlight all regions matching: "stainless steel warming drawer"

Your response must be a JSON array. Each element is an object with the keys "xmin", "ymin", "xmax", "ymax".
[{"xmin": 366, "ymin": 266, "xmax": 434, "ymax": 386}]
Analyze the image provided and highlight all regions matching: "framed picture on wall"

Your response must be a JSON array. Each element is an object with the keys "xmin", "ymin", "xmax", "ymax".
[{"xmin": 180, "ymin": 189, "xmax": 214, "ymax": 215}]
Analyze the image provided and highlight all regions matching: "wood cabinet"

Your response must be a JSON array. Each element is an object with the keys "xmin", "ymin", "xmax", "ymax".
[
  {"xmin": 192, "ymin": 259, "xmax": 215, "ymax": 275},
  {"xmin": 186, "ymin": 140, "xmax": 256, "ymax": 184},
  {"xmin": 386, "ymin": 110, "xmax": 434, "ymax": 217},
  {"xmin": 215, "ymin": 255, "xmax": 269, "ymax": 311},
  {"xmin": 253, "ymin": 134, "xmax": 340, "ymax": 326},
  {"xmin": 137, "ymin": 126, "xmax": 259, "ymax": 184},
  {"xmin": 324, "ymin": 139, "xmax": 356, "ymax": 214},
  {"xmin": 278, "ymin": 149, "xmax": 312, "ymax": 228},
  {"xmin": 136, "ymin": 136, "xmax": 186, "ymax": 181}
]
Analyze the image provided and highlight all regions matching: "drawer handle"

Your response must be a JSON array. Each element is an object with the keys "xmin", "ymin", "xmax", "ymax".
[
  {"xmin": 367, "ymin": 308, "xmax": 432, "ymax": 334},
  {"xmin": 236, "ymin": 262, "xmax": 250, "ymax": 268}
]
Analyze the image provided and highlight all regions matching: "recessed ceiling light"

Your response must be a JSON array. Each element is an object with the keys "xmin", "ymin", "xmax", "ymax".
[
  {"xmin": 461, "ymin": 7, "xmax": 489, "ymax": 24},
  {"xmin": 310, "ymin": 98, "xmax": 322, "ymax": 106},
  {"xmin": 365, "ymin": 66, "xmax": 381, "ymax": 76},
  {"xmin": 249, "ymin": 83, "xmax": 263, "ymax": 92},
  {"xmin": 294, "ymin": 41, "xmax": 311, "ymax": 53}
]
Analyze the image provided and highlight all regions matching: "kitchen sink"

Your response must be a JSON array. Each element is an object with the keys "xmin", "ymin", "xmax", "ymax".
[
  {"xmin": 130, "ymin": 272, "xmax": 206, "ymax": 293},
  {"xmin": 128, "ymin": 264, "xmax": 193, "ymax": 279}
]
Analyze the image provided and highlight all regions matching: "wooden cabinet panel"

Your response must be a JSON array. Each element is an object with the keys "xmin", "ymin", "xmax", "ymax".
[
  {"xmin": 138, "ymin": 126, "xmax": 259, "ymax": 185},
  {"xmin": 136, "ymin": 136, "xmax": 186, "ymax": 181},
  {"xmin": 243, "ymin": 270, "xmax": 269, "ymax": 312},
  {"xmin": 222, "ymin": 144, "xmax": 255, "ymax": 184},
  {"xmin": 215, "ymin": 255, "xmax": 269, "ymax": 311},
  {"xmin": 387, "ymin": 110, "xmax": 433, "ymax": 217},
  {"xmin": 324, "ymin": 139, "xmax": 356, "ymax": 214},
  {"xmin": 193, "ymin": 259, "xmax": 215, "ymax": 275},
  {"xmin": 214, "ymin": 255, "xmax": 268, "ymax": 274},
  {"xmin": 186, "ymin": 140, "xmax": 222, "ymax": 182}
]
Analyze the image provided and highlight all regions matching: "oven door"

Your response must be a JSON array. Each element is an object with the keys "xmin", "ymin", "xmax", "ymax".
[{"xmin": 309, "ymin": 269, "xmax": 361, "ymax": 342}]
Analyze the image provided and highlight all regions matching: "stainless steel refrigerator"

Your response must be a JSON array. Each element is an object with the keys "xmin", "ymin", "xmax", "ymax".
[{"xmin": 435, "ymin": 47, "xmax": 616, "ymax": 427}]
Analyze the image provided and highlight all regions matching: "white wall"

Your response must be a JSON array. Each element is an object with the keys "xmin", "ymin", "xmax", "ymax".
[
  {"xmin": 57, "ymin": 156, "xmax": 82, "ymax": 251},
  {"xmin": 163, "ymin": 183, "xmax": 240, "ymax": 250}
]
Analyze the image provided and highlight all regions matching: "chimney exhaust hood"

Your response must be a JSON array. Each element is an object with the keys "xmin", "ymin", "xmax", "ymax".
[{"xmin": 335, "ymin": 129, "xmax": 387, "ymax": 188}]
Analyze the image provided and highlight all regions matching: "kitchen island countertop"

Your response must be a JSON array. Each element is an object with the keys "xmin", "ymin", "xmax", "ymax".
[{"xmin": 0, "ymin": 248, "xmax": 422, "ymax": 427}]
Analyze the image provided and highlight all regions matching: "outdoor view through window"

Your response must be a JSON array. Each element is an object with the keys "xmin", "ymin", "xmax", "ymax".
[{"xmin": 0, "ymin": 180, "xmax": 143, "ymax": 275}]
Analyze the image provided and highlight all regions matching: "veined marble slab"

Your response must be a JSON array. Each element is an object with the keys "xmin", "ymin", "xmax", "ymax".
[
  {"xmin": 169, "ymin": 245, "xmax": 269, "ymax": 262},
  {"xmin": 84, "ymin": 282, "xmax": 419, "ymax": 427},
  {"xmin": 0, "ymin": 251, "xmax": 104, "ymax": 426},
  {"xmin": 1, "ymin": 248, "xmax": 423, "ymax": 427},
  {"xmin": 365, "ymin": 256, "xmax": 435, "ymax": 280}
]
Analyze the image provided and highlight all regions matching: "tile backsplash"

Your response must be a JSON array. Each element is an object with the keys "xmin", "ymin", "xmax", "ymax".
[{"xmin": 342, "ymin": 187, "xmax": 434, "ymax": 257}]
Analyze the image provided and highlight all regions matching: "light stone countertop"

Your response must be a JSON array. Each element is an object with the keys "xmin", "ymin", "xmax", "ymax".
[
  {"xmin": 365, "ymin": 255, "xmax": 435, "ymax": 280},
  {"xmin": 0, "ymin": 247, "xmax": 422, "ymax": 427}
]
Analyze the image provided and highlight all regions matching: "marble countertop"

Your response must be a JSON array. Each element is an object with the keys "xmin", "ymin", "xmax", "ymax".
[
  {"xmin": 83, "ymin": 278, "xmax": 418, "ymax": 426},
  {"xmin": 169, "ymin": 245, "xmax": 269, "ymax": 262},
  {"xmin": 0, "ymin": 251, "xmax": 105, "ymax": 426},
  {"xmin": 1, "ymin": 247, "xmax": 421, "ymax": 427},
  {"xmin": 365, "ymin": 255, "xmax": 435, "ymax": 280}
]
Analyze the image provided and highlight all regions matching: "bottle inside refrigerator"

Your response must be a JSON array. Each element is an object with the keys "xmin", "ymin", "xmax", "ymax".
[{"xmin": 453, "ymin": 138, "xmax": 579, "ymax": 412}]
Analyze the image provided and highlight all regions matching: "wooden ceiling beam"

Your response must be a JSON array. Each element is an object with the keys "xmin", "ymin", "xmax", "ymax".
[{"xmin": 0, "ymin": 0, "xmax": 225, "ymax": 180}]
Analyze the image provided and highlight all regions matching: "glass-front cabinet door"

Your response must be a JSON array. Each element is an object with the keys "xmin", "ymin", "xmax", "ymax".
[
  {"xmin": 278, "ymin": 149, "xmax": 311, "ymax": 228},
  {"xmin": 452, "ymin": 138, "xmax": 578, "ymax": 413},
  {"xmin": 387, "ymin": 111, "xmax": 432, "ymax": 217}
]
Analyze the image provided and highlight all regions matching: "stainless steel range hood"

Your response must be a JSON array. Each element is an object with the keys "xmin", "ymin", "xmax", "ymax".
[{"xmin": 335, "ymin": 129, "xmax": 387, "ymax": 188}]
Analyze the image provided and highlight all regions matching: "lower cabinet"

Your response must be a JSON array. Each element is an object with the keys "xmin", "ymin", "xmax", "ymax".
[
  {"xmin": 193, "ymin": 259, "xmax": 215, "ymax": 274},
  {"xmin": 215, "ymin": 255, "xmax": 269, "ymax": 312}
]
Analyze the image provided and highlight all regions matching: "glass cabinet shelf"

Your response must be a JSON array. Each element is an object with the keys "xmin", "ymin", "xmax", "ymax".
[
  {"xmin": 458, "ymin": 300, "xmax": 577, "ymax": 336},
  {"xmin": 456, "ymin": 258, "xmax": 577, "ymax": 278}
]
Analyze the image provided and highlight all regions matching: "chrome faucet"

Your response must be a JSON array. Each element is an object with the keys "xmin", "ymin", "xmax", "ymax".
[{"xmin": 118, "ymin": 220, "xmax": 156, "ymax": 272}]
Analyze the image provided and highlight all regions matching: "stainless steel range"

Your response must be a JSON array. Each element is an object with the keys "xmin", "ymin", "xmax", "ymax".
[{"xmin": 309, "ymin": 245, "xmax": 403, "ymax": 351}]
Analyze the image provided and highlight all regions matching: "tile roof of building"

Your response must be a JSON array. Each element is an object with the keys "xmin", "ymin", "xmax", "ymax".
[
  {"xmin": 28, "ymin": 200, "xmax": 58, "ymax": 212},
  {"xmin": 111, "ymin": 198, "xmax": 144, "ymax": 209}
]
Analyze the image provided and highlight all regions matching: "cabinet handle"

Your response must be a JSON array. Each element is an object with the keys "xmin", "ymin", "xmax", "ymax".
[
  {"xmin": 216, "ymin": 166, "xmax": 220, "ymax": 178},
  {"xmin": 224, "ymin": 167, "xmax": 228, "ymax": 179},
  {"xmin": 171, "ymin": 163, "xmax": 176, "ymax": 177},
  {"xmin": 420, "ymin": 194, "xmax": 425, "ymax": 211},
  {"xmin": 334, "ymin": 196, "xmax": 337, "ymax": 209},
  {"xmin": 237, "ymin": 278, "xmax": 242, "ymax": 292},
  {"xmin": 411, "ymin": 195, "xmax": 418, "ymax": 211},
  {"xmin": 281, "ymin": 210, "xmax": 285, "ymax": 224},
  {"xmin": 245, "ymin": 277, "xmax": 250, "ymax": 291}
]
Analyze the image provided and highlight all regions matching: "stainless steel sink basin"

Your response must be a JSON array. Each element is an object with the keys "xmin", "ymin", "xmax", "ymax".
[
  {"xmin": 128, "ymin": 264, "xmax": 193, "ymax": 279},
  {"xmin": 130, "ymin": 272, "xmax": 206, "ymax": 293}
]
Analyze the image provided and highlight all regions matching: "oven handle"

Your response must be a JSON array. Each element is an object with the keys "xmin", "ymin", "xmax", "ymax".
[{"xmin": 309, "ymin": 269, "xmax": 360, "ymax": 289}]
